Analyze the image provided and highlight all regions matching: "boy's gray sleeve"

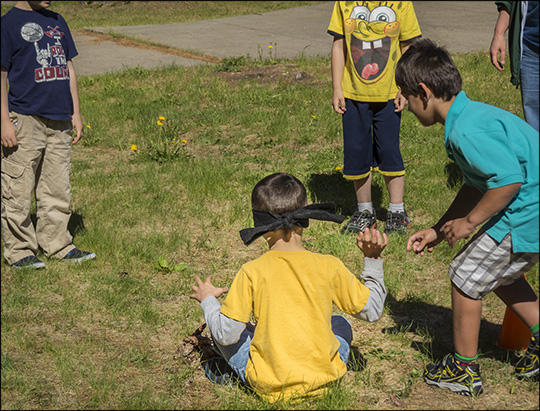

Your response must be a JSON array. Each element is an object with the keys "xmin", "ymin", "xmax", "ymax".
[
  {"xmin": 200, "ymin": 296, "xmax": 246, "ymax": 346},
  {"xmin": 352, "ymin": 258, "xmax": 386, "ymax": 322}
]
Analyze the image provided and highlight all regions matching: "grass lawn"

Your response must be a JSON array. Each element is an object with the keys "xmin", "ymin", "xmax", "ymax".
[{"xmin": 1, "ymin": 2, "xmax": 538, "ymax": 410}]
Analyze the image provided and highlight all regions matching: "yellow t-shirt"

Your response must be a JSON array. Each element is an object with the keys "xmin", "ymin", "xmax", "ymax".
[
  {"xmin": 220, "ymin": 250, "xmax": 371, "ymax": 402},
  {"xmin": 327, "ymin": 1, "xmax": 422, "ymax": 102}
]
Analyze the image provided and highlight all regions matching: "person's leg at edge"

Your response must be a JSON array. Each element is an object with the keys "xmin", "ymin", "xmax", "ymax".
[
  {"xmin": 452, "ymin": 284, "xmax": 482, "ymax": 359},
  {"xmin": 520, "ymin": 41, "xmax": 540, "ymax": 132},
  {"xmin": 494, "ymin": 275, "xmax": 539, "ymax": 329},
  {"xmin": 494, "ymin": 273, "xmax": 539, "ymax": 378}
]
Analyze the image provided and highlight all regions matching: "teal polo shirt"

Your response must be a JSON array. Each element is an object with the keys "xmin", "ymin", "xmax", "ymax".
[{"xmin": 444, "ymin": 91, "xmax": 539, "ymax": 253}]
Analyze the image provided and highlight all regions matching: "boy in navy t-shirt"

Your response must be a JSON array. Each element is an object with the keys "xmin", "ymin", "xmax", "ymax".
[{"xmin": 1, "ymin": 1, "xmax": 95, "ymax": 268}]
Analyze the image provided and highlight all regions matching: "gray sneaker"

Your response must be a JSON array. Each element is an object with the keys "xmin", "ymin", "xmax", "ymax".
[
  {"xmin": 341, "ymin": 210, "xmax": 376, "ymax": 235},
  {"xmin": 384, "ymin": 210, "xmax": 411, "ymax": 234}
]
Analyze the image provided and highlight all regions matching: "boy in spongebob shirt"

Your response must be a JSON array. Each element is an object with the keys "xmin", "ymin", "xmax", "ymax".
[{"xmin": 328, "ymin": 1, "xmax": 421, "ymax": 235}]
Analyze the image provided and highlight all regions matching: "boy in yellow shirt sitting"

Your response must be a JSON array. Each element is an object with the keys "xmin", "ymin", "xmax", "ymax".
[{"xmin": 190, "ymin": 172, "xmax": 388, "ymax": 403}]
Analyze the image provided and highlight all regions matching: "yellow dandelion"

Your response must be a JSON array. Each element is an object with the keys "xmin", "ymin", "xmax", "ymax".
[
  {"xmin": 269, "ymin": 44, "xmax": 273, "ymax": 49},
  {"xmin": 157, "ymin": 120, "xmax": 164, "ymax": 126},
  {"xmin": 311, "ymin": 115, "xmax": 317, "ymax": 119},
  {"xmin": 159, "ymin": 116, "xmax": 165, "ymax": 121},
  {"xmin": 335, "ymin": 166, "xmax": 343, "ymax": 171},
  {"xmin": 86, "ymin": 125, "xmax": 91, "ymax": 129},
  {"xmin": 181, "ymin": 139, "xmax": 187, "ymax": 144},
  {"xmin": 131, "ymin": 144, "xmax": 138, "ymax": 151},
  {"xmin": 92, "ymin": 100, "xmax": 95, "ymax": 103}
]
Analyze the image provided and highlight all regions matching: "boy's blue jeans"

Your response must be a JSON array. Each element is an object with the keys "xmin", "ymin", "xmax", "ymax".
[
  {"xmin": 521, "ymin": 41, "xmax": 539, "ymax": 132},
  {"xmin": 212, "ymin": 315, "xmax": 353, "ymax": 384}
]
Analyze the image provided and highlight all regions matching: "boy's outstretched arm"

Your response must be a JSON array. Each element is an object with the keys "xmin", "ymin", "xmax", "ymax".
[
  {"xmin": 407, "ymin": 184, "xmax": 484, "ymax": 255},
  {"xmin": 189, "ymin": 276, "xmax": 246, "ymax": 346},
  {"xmin": 356, "ymin": 226, "xmax": 388, "ymax": 259},
  {"xmin": 441, "ymin": 182, "xmax": 521, "ymax": 248},
  {"xmin": 353, "ymin": 227, "xmax": 388, "ymax": 322}
]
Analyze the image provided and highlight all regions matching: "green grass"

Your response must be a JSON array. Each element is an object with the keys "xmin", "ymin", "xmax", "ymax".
[{"xmin": 1, "ymin": 2, "xmax": 538, "ymax": 410}]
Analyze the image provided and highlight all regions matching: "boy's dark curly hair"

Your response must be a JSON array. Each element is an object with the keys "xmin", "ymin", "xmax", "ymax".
[{"xmin": 396, "ymin": 38, "xmax": 462, "ymax": 101}]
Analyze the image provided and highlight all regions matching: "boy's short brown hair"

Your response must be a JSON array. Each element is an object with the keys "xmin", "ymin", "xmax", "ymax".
[
  {"xmin": 251, "ymin": 173, "xmax": 308, "ymax": 214},
  {"xmin": 395, "ymin": 38, "xmax": 462, "ymax": 101}
]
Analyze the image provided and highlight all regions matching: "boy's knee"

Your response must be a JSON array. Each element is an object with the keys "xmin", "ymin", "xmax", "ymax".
[{"xmin": 332, "ymin": 315, "xmax": 353, "ymax": 344}]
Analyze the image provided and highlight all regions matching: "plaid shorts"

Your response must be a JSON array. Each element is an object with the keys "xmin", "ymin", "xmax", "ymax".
[{"xmin": 449, "ymin": 231, "xmax": 539, "ymax": 300}]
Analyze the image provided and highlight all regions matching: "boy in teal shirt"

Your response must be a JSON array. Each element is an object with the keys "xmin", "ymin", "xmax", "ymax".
[{"xmin": 395, "ymin": 38, "xmax": 539, "ymax": 396}]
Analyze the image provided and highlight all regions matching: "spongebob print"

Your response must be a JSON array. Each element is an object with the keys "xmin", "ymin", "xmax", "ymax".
[
  {"xmin": 344, "ymin": 2, "xmax": 400, "ymax": 83},
  {"xmin": 328, "ymin": 1, "xmax": 421, "ymax": 101}
]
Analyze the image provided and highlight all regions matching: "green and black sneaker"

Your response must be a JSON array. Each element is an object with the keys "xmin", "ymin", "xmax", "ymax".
[
  {"xmin": 424, "ymin": 353, "xmax": 483, "ymax": 397},
  {"xmin": 514, "ymin": 335, "xmax": 539, "ymax": 380}
]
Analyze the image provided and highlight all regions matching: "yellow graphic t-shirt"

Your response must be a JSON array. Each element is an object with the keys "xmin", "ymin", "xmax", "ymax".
[
  {"xmin": 220, "ymin": 250, "xmax": 371, "ymax": 403},
  {"xmin": 328, "ymin": 1, "xmax": 422, "ymax": 102}
]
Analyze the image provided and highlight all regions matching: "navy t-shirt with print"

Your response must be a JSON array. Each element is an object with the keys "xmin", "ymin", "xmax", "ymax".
[{"xmin": 1, "ymin": 6, "xmax": 78, "ymax": 121}]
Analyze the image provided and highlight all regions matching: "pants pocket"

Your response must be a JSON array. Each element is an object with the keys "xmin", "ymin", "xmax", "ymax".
[{"xmin": 1, "ymin": 160, "xmax": 27, "ymax": 210}]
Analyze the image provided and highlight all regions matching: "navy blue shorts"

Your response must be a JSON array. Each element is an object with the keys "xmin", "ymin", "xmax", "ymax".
[{"xmin": 342, "ymin": 98, "xmax": 404, "ymax": 179}]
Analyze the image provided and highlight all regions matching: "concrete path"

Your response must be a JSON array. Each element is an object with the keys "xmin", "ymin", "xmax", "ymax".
[{"xmin": 67, "ymin": 1, "xmax": 500, "ymax": 76}]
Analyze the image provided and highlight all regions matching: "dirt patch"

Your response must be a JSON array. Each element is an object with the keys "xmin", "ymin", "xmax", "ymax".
[
  {"xmin": 77, "ymin": 29, "xmax": 222, "ymax": 64},
  {"xmin": 215, "ymin": 64, "xmax": 313, "ymax": 86},
  {"xmin": 175, "ymin": 323, "xmax": 218, "ymax": 367}
]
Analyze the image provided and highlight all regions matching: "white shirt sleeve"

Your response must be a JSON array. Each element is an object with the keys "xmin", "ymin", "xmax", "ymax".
[
  {"xmin": 352, "ymin": 257, "xmax": 386, "ymax": 322},
  {"xmin": 200, "ymin": 296, "xmax": 246, "ymax": 346}
]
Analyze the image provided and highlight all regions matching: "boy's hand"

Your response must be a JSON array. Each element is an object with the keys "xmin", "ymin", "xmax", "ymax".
[
  {"xmin": 440, "ymin": 217, "xmax": 474, "ymax": 248},
  {"xmin": 490, "ymin": 35, "xmax": 506, "ymax": 71},
  {"xmin": 1, "ymin": 121, "xmax": 17, "ymax": 147},
  {"xmin": 71, "ymin": 113, "xmax": 83, "ymax": 144},
  {"xmin": 332, "ymin": 90, "xmax": 346, "ymax": 114},
  {"xmin": 189, "ymin": 276, "xmax": 229, "ymax": 303},
  {"xmin": 394, "ymin": 90, "xmax": 408, "ymax": 112},
  {"xmin": 406, "ymin": 227, "xmax": 443, "ymax": 255},
  {"xmin": 356, "ymin": 227, "xmax": 388, "ymax": 259}
]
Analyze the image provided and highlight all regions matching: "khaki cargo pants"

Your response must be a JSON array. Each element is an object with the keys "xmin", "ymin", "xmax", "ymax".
[{"xmin": 1, "ymin": 113, "xmax": 76, "ymax": 265}]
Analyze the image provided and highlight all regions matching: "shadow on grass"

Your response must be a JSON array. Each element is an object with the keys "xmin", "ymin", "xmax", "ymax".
[
  {"xmin": 67, "ymin": 211, "xmax": 87, "ymax": 237},
  {"xmin": 30, "ymin": 210, "xmax": 87, "ymax": 238},
  {"xmin": 306, "ymin": 172, "xmax": 384, "ymax": 217},
  {"xmin": 384, "ymin": 293, "xmax": 516, "ymax": 364},
  {"xmin": 445, "ymin": 161, "xmax": 464, "ymax": 189}
]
